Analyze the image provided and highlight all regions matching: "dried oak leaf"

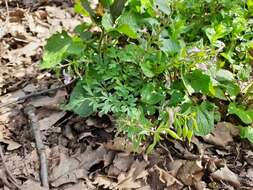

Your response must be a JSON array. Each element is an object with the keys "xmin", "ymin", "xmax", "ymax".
[
  {"xmin": 50, "ymin": 145, "xmax": 114, "ymax": 187},
  {"xmin": 154, "ymin": 165, "xmax": 183, "ymax": 188},
  {"xmin": 177, "ymin": 160, "xmax": 204, "ymax": 186},
  {"xmin": 203, "ymin": 122, "xmax": 239, "ymax": 147},
  {"xmin": 211, "ymin": 165, "xmax": 240, "ymax": 188},
  {"xmin": 104, "ymin": 137, "xmax": 137, "ymax": 153},
  {"xmin": 94, "ymin": 159, "xmax": 149, "ymax": 190},
  {"xmin": 20, "ymin": 179, "xmax": 47, "ymax": 190}
]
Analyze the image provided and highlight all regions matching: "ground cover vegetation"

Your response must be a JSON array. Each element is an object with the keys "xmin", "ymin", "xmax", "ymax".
[{"xmin": 41, "ymin": 0, "xmax": 253, "ymax": 152}]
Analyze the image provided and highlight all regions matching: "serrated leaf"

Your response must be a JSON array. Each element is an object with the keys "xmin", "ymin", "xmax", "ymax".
[
  {"xmin": 228, "ymin": 103, "xmax": 253, "ymax": 124},
  {"xmin": 240, "ymin": 126, "xmax": 253, "ymax": 144},
  {"xmin": 194, "ymin": 101, "xmax": 216, "ymax": 136},
  {"xmin": 116, "ymin": 11, "xmax": 138, "ymax": 38},
  {"xmin": 141, "ymin": 83, "xmax": 165, "ymax": 105},
  {"xmin": 154, "ymin": 0, "xmax": 171, "ymax": 15},
  {"xmin": 64, "ymin": 81, "xmax": 94, "ymax": 117},
  {"xmin": 216, "ymin": 69, "xmax": 235, "ymax": 81},
  {"xmin": 74, "ymin": 0, "xmax": 90, "ymax": 16},
  {"xmin": 102, "ymin": 12, "xmax": 114, "ymax": 31},
  {"xmin": 41, "ymin": 47, "xmax": 68, "ymax": 69},
  {"xmin": 140, "ymin": 61, "xmax": 155, "ymax": 77},
  {"xmin": 184, "ymin": 69, "xmax": 215, "ymax": 96},
  {"xmin": 117, "ymin": 24, "xmax": 138, "ymax": 39},
  {"xmin": 41, "ymin": 31, "xmax": 72, "ymax": 69},
  {"xmin": 160, "ymin": 38, "xmax": 181, "ymax": 54}
]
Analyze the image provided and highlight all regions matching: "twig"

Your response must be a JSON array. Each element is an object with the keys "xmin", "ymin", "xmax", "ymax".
[
  {"xmin": 24, "ymin": 106, "xmax": 49, "ymax": 188},
  {"xmin": 0, "ymin": 145, "xmax": 22, "ymax": 189},
  {"xmin": 0, "ymin": 79, "xmax": 76, "ymax": 109},
  {"xmin": 4, "ymin": 0, "xmax": 9, "ymax": 23}
]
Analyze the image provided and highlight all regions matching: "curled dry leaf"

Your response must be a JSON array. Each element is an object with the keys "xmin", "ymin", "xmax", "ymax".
[
  {"xmin": 211, "ymin": 165, "xmax": 240, "ymax": 187},
  {"xmin": 203, "ymin": 122, "xmax": 239, "ymax": 147},
  {"xmin": 0, "ymin": 133, "xmax": 21, "ymax": 151},
  {"xmin": 94, "ymin": 159, "xmax": 149, "ymax": 190},
  {"xmin": 154, "ymin": 165, "xmax": 183, "ymax": 188}
]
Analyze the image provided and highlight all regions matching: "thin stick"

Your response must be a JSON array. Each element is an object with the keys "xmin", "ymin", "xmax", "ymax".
[
  {"xmin": 0, "ymin": 79, "xmax": 76, "ymax": 109},
  {"xmin": 4, "ymin": 0, "xmax": 9, "ymax": 22},
  {"xmin": 24, "ymin": 106, "xmax": 49, "ymax": 188}
]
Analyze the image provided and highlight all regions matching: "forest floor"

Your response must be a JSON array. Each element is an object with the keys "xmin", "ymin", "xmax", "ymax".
[{"xmin": 0, "ymin": 1, "xmax": 253, "ymax": 190}]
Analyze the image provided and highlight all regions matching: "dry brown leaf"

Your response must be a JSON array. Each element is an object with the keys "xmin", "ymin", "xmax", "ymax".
[
  {"xmin": 177, "ymin": 160, "xmax": 204, "ymax": 186},
  {"xmin": 20, "ymin": 179, "xmax": 47, "ymax": 190},
  {"xmin": 93, "ymin": 175, "xmax": 117, "ymax": 189},
  {"xmin": 0, "ymin": 133, "xmax": 21, "ymax": 151},
  {"xmin": 113, "ymin": 153, "xmax": 134, "ymax": 172},
  {"xmin": 211, "ymin": 165, "xmax": 240, "ymax": 187},
  {"xmin": 38, "ymin": 111, "xmax": 65, "ymax": 130},
  {"xmin": 167, "ymin": 159, "xmax": 185, "ymax": 177},
  {"xmin": 29, "ymin": 90, "xmax": 67, "ymax": 108},
  {"xmin": 0, "ymin": 90, "xmax": 25, "ymax": 104},
  {"xmin": 104, "ymin": 137, "xmax": 137, "ymax": 153},
  {"xmin": 203, "ymin": 122, "xmax": 239, "ymax": 147},
  {"xmin": 154, "ymin": 165, "xmax": 183, "ymax": 188},
  {"xmin": 116, "ymin": 159, "xmax": 149, "ymax": 189},
  {"xmin": 94, "ymin": 159, "xmax": 149, "ymax": 190},
  {"xmin": 50, "ymin": 145, "xmax": 114, "ymax": 187},
  {"xmin": 247, "ymin": 168, "xmax": 253, "ymax": 180},
  {"xmin": 63, "ymin": 181, "xmax": 94, "ymax": 190}
]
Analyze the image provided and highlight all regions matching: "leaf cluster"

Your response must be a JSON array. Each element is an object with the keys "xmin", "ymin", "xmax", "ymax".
[{"xmin": 41, "ymin": 0, "xmax": 253, "ymax": 151}]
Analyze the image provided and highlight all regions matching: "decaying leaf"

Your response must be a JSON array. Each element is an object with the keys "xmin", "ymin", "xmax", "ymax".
[
  {"xmin": 154, "ymin": 165, "xmax": 183, "ymax": 188},
  {"xmin": 38, "ymin": 111, "xmax": 65, "ymax": 130},
  {"xmin": 50, "ymin": 145, "xmax": 114, "ymax": 187},
  {"xmin": 177, "ymin": 160, "xmax": 204, "ymax": 186},
  {"xmin": 211, "ymin": 165, "xmax": 240, "ymax": 187},
  {"xmin": 0, "ymin": 133, "xmax": 21, "ymax": 151},
  {"xmin": 94, "ymin": 159, "xmax": 149, "ymax": 190},
  {"xmin": 104, "ymin": 137, "xmax": 137, "ymax": 153},
  {"xmin": 20, "ymin": 179, "xmax": 47, "ymax": 190},
  {"xmin": 29, "ymin": 90, "xmax": 67, "ymax": 109},
  {"xmin": 203, "ymin": 122, "xmax": 239, "ymax": 147}
]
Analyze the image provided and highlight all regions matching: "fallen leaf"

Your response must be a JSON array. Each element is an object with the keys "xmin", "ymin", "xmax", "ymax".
[
  {"xmin": 177, "ymin": 160, "xmax": 204, "ymax": 186},
  {"xmin": 247, "ymin": 168, "xmax": 253, "ymax": 180},
  {"xmin": 20, "ymin": 179, "xmax": 47, "ymax": 190},
  {"xmin": 0, "ymin": 89, "xmax": 25, "ymax": 104},
  {"xmin": 0, "ymin": 133, "xmax": 21, "ymax": 151},
  {"xmin": 104, "ymin": 137, "xmax": 136, "ymax": 153},
  {"xmin": 203, "ymin": 122, "xmax": 239, "ymax": 147},
  {"xmin": 29, "ymin": 90, "xmax": 67, "ymax": 108},
  {"xmin": 38, "ymin": 111, "xmax": 65, "ymax": 130},
  {"xmin": 50, "ymin": 145, "xmax": 114, "ymax": 187},
  {"xmin": 154, "ymin": 165, "xmax": 183, "ymax": 188},
  {"xmin": 211, "ymin": 165, "xmax": 240, "ymax": 187},
  {"xmin": 63, "ymin": 181, "xmax": 94, "ymax": 190},
  {"xmin": 23, "ymin": 84, "xmax": 37, "ymax": 93},
  {"xmin": 113, "ymin": 153, "xmax": 134, "ymax": 172}
]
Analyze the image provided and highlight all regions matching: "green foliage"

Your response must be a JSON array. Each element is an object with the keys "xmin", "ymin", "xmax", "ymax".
[{"xmin": 42, "ymin": 0, "xmax": 253, "ymax": 151}]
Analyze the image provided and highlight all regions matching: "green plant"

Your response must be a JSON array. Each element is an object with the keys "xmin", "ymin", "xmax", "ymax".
[{"xmin": 41, "ymin": 0, "xmax": 253, "ymax": 151}]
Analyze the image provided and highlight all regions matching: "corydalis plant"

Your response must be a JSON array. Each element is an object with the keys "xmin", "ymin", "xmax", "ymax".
[{"xmin": 41, "ymin": 0, "xmax": 253, "ymax": 151}]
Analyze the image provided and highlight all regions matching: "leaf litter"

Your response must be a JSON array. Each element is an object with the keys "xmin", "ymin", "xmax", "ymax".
[{"xmin": 0, "ymin": 1, "xmax": 253, "ymax": 190}]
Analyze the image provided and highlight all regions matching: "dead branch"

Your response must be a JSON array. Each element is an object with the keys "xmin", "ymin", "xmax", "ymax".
[
  {"xmin": 24, "ymin": 106, "xmax": 49, "ymax": 188},
  {"xmin": 0, "ymin": 79, "xmax": 76, "ymax": 109}
]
